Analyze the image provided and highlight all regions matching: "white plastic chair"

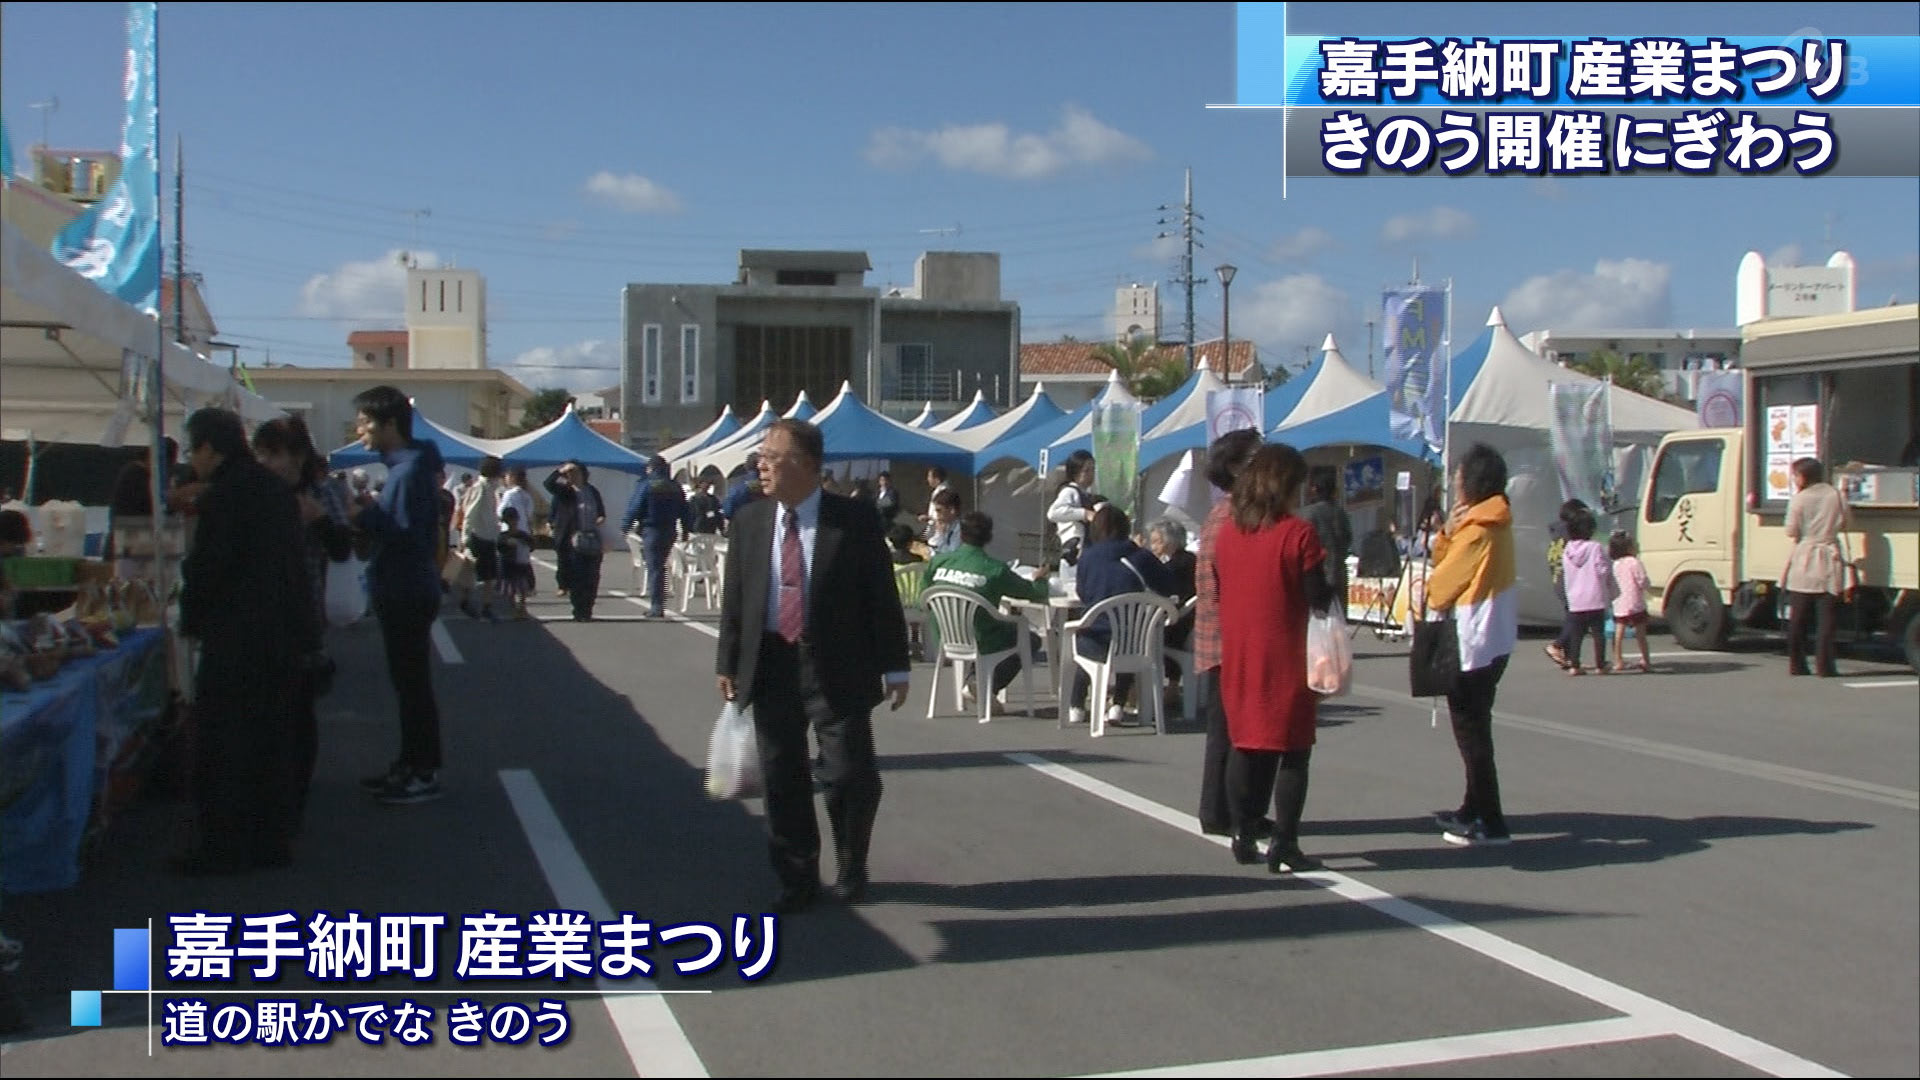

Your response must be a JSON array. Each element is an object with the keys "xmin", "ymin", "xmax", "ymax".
[
  {"xmin": 1162, "ymin": 595, "xmax": 1200, "ymax": 725},
  {"xmin": 1062, "ymin": 592, "xmax": 1180, "ymax": 737},
  {"xmin": 920, "ymin": 585, "xmax": 1036, "ymax": 723},
  {"xmin": 679, "ymin": 535, "xmax": 720, "ymax": 612}
]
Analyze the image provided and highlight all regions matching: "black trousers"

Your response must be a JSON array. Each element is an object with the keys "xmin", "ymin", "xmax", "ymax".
[
  {"xmin": 752, "ymin": 634, "xmax": 882, "ymax": 889},
  {"xmin": 1786, "ymin": 591, "xmax": 1837, "ymax": 675},
  {"xmin": 1196, "ymin": 670, "xmax": 1234, "ymax": 833},
  {"xmin": 570, "ymin": 550, "xmax": 603, "ymax": 619},
  {"xmin": 1563, "ymin": 610, "xmax": 1608, "ymax": 668},
  {"xmin": 292, "ymin": 668, "xmax": 319, "ymax": 828},
  {"xmin": 375, "ymin": 590, "xmax": 442, "ymax": 772},
  {"xmin": 1445, "ymin": 655, "xmax": 1509, "ymax": 833},
  {"xmin": 1226, "ymin": 747, "xmax": 1313, "ymax": 847},
  {"xmin": 192, "ymin": 643, "xmax": 300, "ymax": 862}
]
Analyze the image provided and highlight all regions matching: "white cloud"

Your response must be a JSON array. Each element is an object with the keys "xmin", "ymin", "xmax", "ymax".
[
  {"xmin": 1530, "ymin": 178, "xmax": 1570, "ymax": 201},
  {"xmin": 1501, "ymin": 259, "xmax": 1673, "ymax": 330},
  {"xmin": 1380, "ymin": 206, "xmax": 1475, "ymax": 246},
  {"xmin": 584, "ymin": 171, "xmax": 683, "ymax": 214},
  {"xmin": 1271, "ymin": 226, "xmax": 1336, "ymax": 261},
  {"xmin": 1235, "ymin": 274, "xmax": 1353, "ymax": 359},
  {"xmin": 503, "ymin": 339, "xmax": 621, "ymax": 396},
  {"xmin": 297, "ymin": 249, "xmax": 440, "ymax": 320},
  {"xmin": 865, "ymin": 104, "xmax": 1151, "ymax": 180},
  {"xmin": 1767, "ymin": 243, "xmax": 1804, "ymax": 267}
]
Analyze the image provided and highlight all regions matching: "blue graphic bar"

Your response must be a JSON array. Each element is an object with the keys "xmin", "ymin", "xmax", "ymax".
[
  {"xmin": 1232, "ymin": 16, "xmax": 1920, "ymax": 107},
  {"xmin": 71, "ymin": 990, "xmax": 103, "ymax": 1027},
  {"xmin": 113, "ymin": 927, "xmax": 149, "ymax": 991}
]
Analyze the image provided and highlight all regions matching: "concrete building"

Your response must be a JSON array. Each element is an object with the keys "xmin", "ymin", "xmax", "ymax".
[
  {"xmin": 619, "ymin": 249, "xmax": 1020, "ymax": 451},
  {"xmin": 405, "ymin": 266, "xmax": 487, "ymax": 369},
  {"xmin": 242, "ymin": 367, "xmax": 533, "ymax": 449},
  {"xmin": 1519, "ymin": 328, "xmax": 1741, "ymax": 402},
  {"xmin": 1019, "ymin": 337, "xmax": 1261, "ymax": 409},
  {"xmin": 1115, "ymin": 283, "xmax": 1161, "ymax": 344},
  {"xmin": 348, "ymin": 329, "xmax": 411, "ymax": 370}
]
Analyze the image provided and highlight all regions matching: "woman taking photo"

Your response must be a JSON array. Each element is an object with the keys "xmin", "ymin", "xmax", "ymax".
[
  {"xmin": 1213, "ymin": 444, "xmax": 1334, "ymax": 873},
  {"xmin": 1425, "ymin": 443, "xmax": 1520, "ymax": 847},
  {"xmin": 1782, "ymin": 457, "xmax": 1849, "ymax": 678},
  {"xmin": 252, "ymin": 416, "xmax": 353, "ymax": 830}
]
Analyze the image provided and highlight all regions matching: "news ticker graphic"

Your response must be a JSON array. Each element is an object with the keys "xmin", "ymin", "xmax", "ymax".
[
  {"xmin": 1230, "ymin": 3, "xmax": 1920, "ymax": 177},
  {"xmin": 69, "ymin": 911, "xmax": 773, "ymax": 1050}
]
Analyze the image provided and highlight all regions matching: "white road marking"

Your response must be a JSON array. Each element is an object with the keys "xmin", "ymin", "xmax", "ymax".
[
  {"xmin": 1007, "ymin": 752, "xmax": 1846, "ymax": 1079},
  {"xmin": 1843, "ymin": 679, "xmax": 1919, "ymax": 690},
  {"xmin": 429, "ymin": 619, "xmax": 463, "ymax": 665},
  {"xmin": 498, "ymin": 769, "xmax": 710, "ymax": 1078},
  {"xmin": 1348, "ymin": 684, "xmax": 1919, "ymax": 812},
  {"xmin": 1087, "ymin": 1016, "xmax": 1669, "ymax": 1078},
  {"xmin": 1644, "ymin": 650, "xmax": 1741, "ymax": 660}
]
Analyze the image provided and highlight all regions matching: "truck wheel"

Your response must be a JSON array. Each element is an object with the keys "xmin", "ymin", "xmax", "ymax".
[
  {"xmin": 1902, "ymin": 607, "xmax": 1920, "ymax": 675},
  {"xmin": 1668, "ymin": 575, "xmax": 1729, "ymax": 651}
]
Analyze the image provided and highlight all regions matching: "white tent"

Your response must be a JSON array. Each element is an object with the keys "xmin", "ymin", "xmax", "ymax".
[
  {"xmin": 906, "ymin": 402, "xmax": 940, "ymax": 428},
  {"xmin": 658, "ymin": 404, "xmax": 740, "ymax": 464},
  {"xmin": 1275, "ymin": 334, "xmax": 1382, "ymax": 429},
  {"xmin": 1450, "ymin": 307, "xmax": 1700, "ymax": 624},
  {"xmin": 931, "ymin": 390, "xmax": 1000, "ymax": 433},
  {"xmin": 683, "ymin": 400, "xmax": 778, "ymax": 476},
  {"xmin": 2, "ymin": 219, "xmax": 279, "ymax": 445},
  {"xmin": 933, "ymin": 383, "xmax": 1067, "ymax": 454}
]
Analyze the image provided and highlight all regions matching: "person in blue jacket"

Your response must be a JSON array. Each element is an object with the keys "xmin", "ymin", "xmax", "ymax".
[
  {"xmin": 719, "ymin": 453, "xmax": 764, "ymax": 528},
  {"xmin": 347, "ymin": 386, "xmax": 447, "ymax": 805},
  {"xmin": 1069, "ymin": 504, "xmax": 1177, "ymax": 726},
  {"xmin": 625, "ymin": 455, "xmax": 690, "ymax": 618}
]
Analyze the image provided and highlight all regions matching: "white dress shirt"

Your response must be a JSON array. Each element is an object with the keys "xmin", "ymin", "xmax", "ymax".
[{"xmin": 767, "ymin": 487, "xmax": 908, "ymax": 686}]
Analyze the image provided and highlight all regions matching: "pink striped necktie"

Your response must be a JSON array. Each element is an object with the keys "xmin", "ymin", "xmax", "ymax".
[{"xmin": 778, "ymin": 509, "xmax": 804, "ymax": 643}]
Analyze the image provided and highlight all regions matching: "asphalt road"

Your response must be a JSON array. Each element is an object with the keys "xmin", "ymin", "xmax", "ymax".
[{"xmin": 4, "ymin": 565, "xmax": 1915, "ymax": 1077}]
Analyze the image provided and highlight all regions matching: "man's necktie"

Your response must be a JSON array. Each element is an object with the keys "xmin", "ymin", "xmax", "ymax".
[{"xmin": 778, "ymin": 509, "xmax": 804, "ymax": 643}]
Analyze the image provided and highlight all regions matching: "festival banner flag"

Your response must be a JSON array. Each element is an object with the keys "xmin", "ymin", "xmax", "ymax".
[
  {"xmin": 51, "ymin": 2, "xmax": 161, "ymax": 315},
  {"xmin": 1205, "ymin": 386, "xmax": 1265, "ymax": 442},
  {"xmin": 1382, "ymin": 286, "xmax": 1448, "ymax": 453},
  {"xmin": 1549, "ymin": 381, "xmax": 1615, "ymax": 509},
  {"xmin": 1695, "ymin": 371, "xmax": 1743, "ymax": 428},
  {"xmin": 1091, "ymin": 384, "xmax": 1142, "ymax": 518}
]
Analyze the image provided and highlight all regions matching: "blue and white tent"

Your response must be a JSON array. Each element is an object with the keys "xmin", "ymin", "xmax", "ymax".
[
  {"xmin": 930, "ymin": 390, "xmax": 998, "ymax": 432},
  {"xmin": 683, "ymin": 400, "xmax": 778, "ymax": 476},
  {"xmin": 701, "ymin": 382, "xmax": 978, "ymax": 477},
  {"xmin": 784, "ymin": 390, "xmax": 819, "ymax": 421},
  {"xmin": 906, "ymin": 402, "xmax": 942, "ymax": 429},
  {"xmin": 1135, "ymin": 364, "xmax": 1315, "ymax": 472},
  {"xmin": 328, "ymin": 411, "xmax": 502, "ymax": 470},
  {"xmin": 971, "ymin": 372, "xmax": 1135, "ymax": 474},
  {"xmin": 658, "ymin": 404, "xmax": 741, "ymax": 469},
  {"xmin": 1042, "ymin": 362, "xmax": 1222, "ymax": 464},
  {"xmin": 494, "ymin": 407, "xmax": 651, "ymax": 473},
  {"xmin": 936, "ymin": 384, "xmax": 1066, "ymax": 456},
  {"xmin": 1271, "ymin": 334, "xmax": 1426, "ymax": 457}
]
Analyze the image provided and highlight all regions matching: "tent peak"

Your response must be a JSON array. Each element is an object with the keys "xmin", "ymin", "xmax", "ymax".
[
  {"xmin": 1486, "ymin": 306, "xmax": 1507, "ymax": 328},
  {"xmin": 1320, "ymin": 332, "xmax": 1339, "ymax": 352},
  {"xmin": 1196, "ymin": 357, "xmax": 1211, "ymax": 371}
]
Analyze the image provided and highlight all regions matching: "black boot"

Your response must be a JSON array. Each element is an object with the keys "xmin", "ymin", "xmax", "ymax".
[
  {"xmin": 1230, "ymin": 826, "xmax": 1261, "ymax": 865},
  {"xmin": 1267, "ymin": 755, "xmax": 1320, "ymax": 874},
  {"xmin": 830, "ymin": 796, "xmax": 877, "ymax": 904}
]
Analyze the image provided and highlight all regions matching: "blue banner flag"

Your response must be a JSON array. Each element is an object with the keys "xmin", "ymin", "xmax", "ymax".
[
  {"xmin": 1382, "ymin": 286, "xmax": 1448, "ymax": 453},
  {"xmin": 51, "ymin": 2, "xmax": 160, "ymax": 315},
  {"xmin": 1, "ymin": 114, "xmax": 15, "ymax": 184}
]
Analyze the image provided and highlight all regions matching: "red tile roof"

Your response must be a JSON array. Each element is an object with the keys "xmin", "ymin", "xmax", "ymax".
[
  {"xmin": 347, "ymin": 330, "xmax": 409, "ymax": 346},
  {"xmin": 1019, "ymin": 338, "xmax": 1260, "ymax": 378},
  {"xmin": 588, "ymin": 418, "xmax": 623, "ymax": 441}
]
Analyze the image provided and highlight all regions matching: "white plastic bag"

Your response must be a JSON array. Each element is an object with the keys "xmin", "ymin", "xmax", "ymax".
[
  {"xmin": 705, "ymin": 701, "xmax": 764, "ymax": 800},
  {"xmin": 1306, "ymin": 608, "xmax": 1352, "ymax": 696},
  {"xmin": 325, "ymin": 558, "xmax": 368, "ymax": 628}
]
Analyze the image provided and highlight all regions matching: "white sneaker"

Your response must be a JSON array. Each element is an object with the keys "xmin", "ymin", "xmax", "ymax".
[
  {"xmin": 1068, "ymin": 707, "xmax": 1088, "ymax": 725},
  {"xmin": 1106, "ymin": 704, "xmax": 1126, "ymax": 726}
]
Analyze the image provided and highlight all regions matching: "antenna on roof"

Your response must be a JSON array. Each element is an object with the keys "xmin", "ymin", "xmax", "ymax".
[{"xmin": 918, "ymin": 224, "xmax": 962, "ymax": 238}]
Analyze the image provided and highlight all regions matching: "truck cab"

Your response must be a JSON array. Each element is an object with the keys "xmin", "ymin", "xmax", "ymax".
[{"xmin": 1639, "ymin": 305, "xmax": 1920, "ymax": 671}]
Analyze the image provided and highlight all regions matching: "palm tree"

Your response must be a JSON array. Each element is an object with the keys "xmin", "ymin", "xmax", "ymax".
[
  {"xmin": 1092, "ymin": 335, "xmax": 1188, "ymax": 401},
  {"xmin": 1568, "ymin": 349, "xmax": 1677, "ymax": 402}
]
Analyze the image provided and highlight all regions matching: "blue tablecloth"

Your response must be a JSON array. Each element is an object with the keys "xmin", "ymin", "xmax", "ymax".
[{"xmin": 1, "ymin": 628, "xmax": 166, "ymax": 894}]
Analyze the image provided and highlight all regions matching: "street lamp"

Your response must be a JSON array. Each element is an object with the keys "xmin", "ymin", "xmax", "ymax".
[{"xmin": 1216, "ymin": 264, "xmax": 1238, "ymax": 383}]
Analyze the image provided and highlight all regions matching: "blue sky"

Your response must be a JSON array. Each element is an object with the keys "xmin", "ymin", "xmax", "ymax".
[{"xmin": 4, "ymin": 2, "xmax": 1916, "ymax": 395}]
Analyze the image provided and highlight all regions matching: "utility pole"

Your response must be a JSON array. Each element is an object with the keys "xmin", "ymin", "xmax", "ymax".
[
  {"xmin": 405, "ymin": 209, "xmax": 431, "ymax": 267},
  {"xmin": 1366, "ymin": 319, "xmax": 1376, "ymax": 380},
  {"xmin": 1157, "ymin": 167, "xmax": 1203, "ymax": 369}
]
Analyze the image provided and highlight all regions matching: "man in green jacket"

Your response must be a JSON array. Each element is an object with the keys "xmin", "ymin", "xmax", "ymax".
[{"xmin": 923, "ymin": 512, "xmax": 1051, "ymax": 699}]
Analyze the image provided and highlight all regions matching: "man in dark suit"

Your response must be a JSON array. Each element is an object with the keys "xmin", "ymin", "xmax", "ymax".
[{"xmin": 717, "ymin": 420, "xmax": 911, "ymax": 914}]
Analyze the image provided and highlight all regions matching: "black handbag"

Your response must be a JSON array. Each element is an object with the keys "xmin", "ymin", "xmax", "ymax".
[
  {"xmin": 1409, "ymin": 618, "xmax": 1458, "ymax": 697},
  {"xmin": 1408, "ymin": 522, "xmax": 1459, "ymax": 697}
]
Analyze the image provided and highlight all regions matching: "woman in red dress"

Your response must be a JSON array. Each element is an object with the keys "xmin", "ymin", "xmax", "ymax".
[{"xmin": 1213, "ymin": 444, "xmax": 1335, "ymax": 873}]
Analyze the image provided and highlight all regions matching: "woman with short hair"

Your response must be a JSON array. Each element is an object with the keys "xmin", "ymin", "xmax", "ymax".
[{"xmin": 1782, "ymin": 456, "xmax": 1850, "ymax": 678}]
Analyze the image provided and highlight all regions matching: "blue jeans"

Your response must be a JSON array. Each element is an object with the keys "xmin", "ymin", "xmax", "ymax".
[{"xmin": 642, "ymin": 528, "xmax": 675, "ymax": 614}]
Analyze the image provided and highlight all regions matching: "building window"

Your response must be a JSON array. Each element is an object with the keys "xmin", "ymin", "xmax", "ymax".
[
  {"xmin": 456, "ymin": 279, "xmax": 463, "ymax": 313},
  {"xmin": 642, "ymin": 324, "xmax": 663, "ymax": 404},
  {"xmin": 774, "ymin": 269, "xmax": 837, "ymax": 286},
  {"xmin": 438, "ymin": 280, "xmax": 447, "ymax": 313},
  {"xmin": 680, "ymin": 324, "xmax": 700, "ymax": 404},
  {"xmin": 420, "ymin": 280, "xmax": 428, "ymax": 311},
  {"xmin": 732, "ymin": 324, "xmax": 854, "ymax": 417},
  {"xmin": 385, "ymin": 346, "xmax": 395, "ymax": 368},
  {"xmin": 364, "ymin": 352, "xmax": 376, "ymax": 366}
]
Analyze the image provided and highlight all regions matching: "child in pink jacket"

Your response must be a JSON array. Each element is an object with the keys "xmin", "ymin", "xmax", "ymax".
[
  {"xmin": 1610, "ymin": 532, "xmax": 1653, "ymax": 673},
  {"xmin": 1558, "ymin": 507, "xmax": 1615, "ymax": 675}
]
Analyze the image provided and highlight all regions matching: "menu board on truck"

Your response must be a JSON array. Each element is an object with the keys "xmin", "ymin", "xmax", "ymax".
[
  {"xmin": 1790, "ymin": 404, "xmax": 1820, "ymax": 458},
  {"xmin": 1765, "ymin": 454, "xmax": 1796, "ymax": 501},
  {"xmin": 1766, "ymin": 405, "xmax": 1794, "ymax": 455}
]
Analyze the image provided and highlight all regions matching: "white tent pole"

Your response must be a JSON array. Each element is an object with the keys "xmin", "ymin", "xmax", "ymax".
[{"xmin": 1441, "ymin": 280, "xmax": 1454, "ymax": 500}]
